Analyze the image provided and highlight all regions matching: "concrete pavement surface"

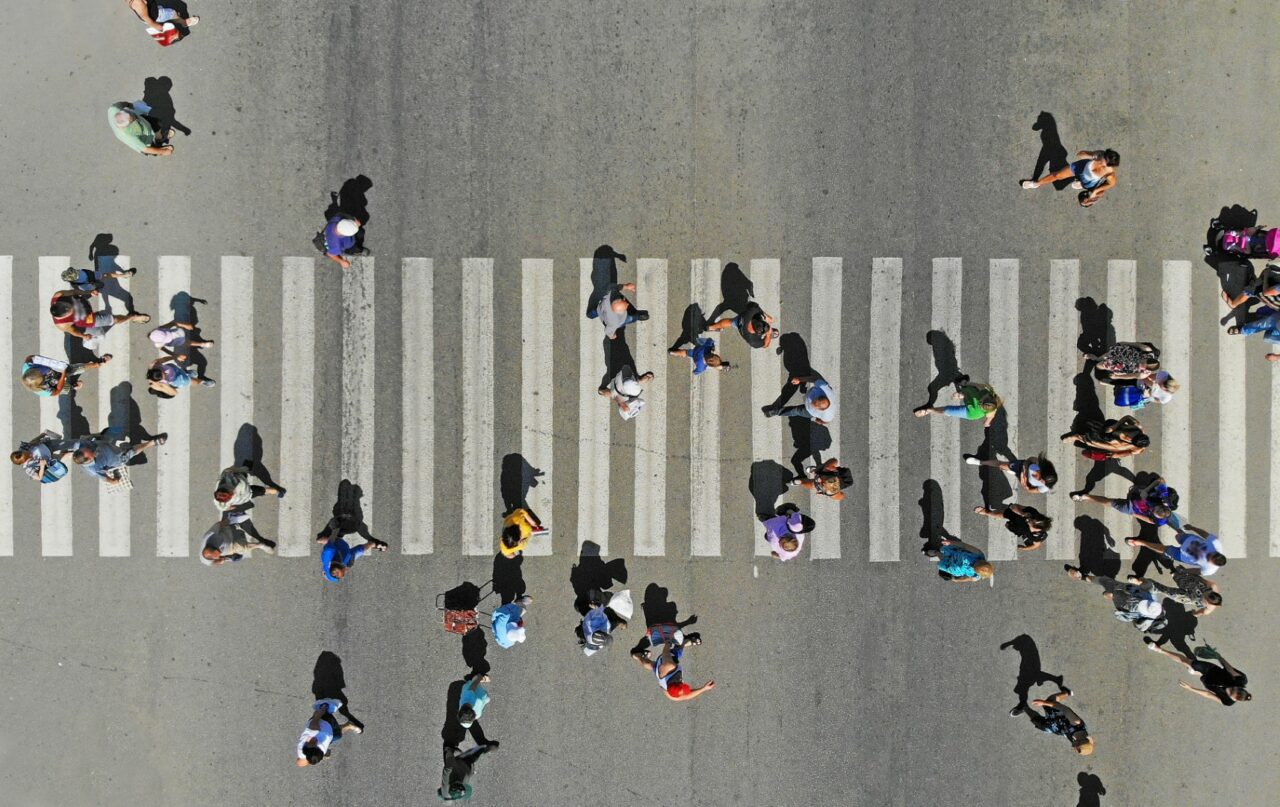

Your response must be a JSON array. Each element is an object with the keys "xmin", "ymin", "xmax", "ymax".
[{"xmin": 1, "ymin": 2, "xmax": 1279, "ymax": 805}]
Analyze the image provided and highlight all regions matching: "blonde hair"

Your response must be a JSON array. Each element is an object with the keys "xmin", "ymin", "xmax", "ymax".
[
  {"xmin": 21, "ymin": 368, "xmax": 46, "ymax": 391},
  {"xmin": 974, "ymin": 562, "xmax": 995, "ymax": 579},
  {"xmin": 1074, "ymin": 738, "xmax": 1095, "ymax": 756},
  {"xmin": 1162, "ymin": 376, "xmax": 1180, "ymax": 393}
]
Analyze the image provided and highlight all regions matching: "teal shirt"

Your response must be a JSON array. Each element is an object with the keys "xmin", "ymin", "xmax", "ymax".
[{"xmin": 108, "ymin": 103, "xmax": 155, "ymax": 153}]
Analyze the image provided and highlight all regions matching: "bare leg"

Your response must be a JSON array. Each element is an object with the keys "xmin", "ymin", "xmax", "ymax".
[{"xmin": 1024, "ymin": 166, "xmax": 1075, "ymax": 188}]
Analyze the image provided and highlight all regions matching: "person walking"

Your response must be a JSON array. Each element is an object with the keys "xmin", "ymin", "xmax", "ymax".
[
  {"xmin": 1143, "ymin": 641, "xmax": 1251, "ymax": 706},
  {"xmin": 1128, "ymin": 568, "xmax": 1222, "ymax": 617},
  {"xmin": 1227, "ymin": 311, "xmax": 1280, "ymax": 362},
  {"xmin": 1063, "ymin": 566, "xmax": 1166, "ymax": 631},
  {"xmin": 212, "ymin": 465, "xmax": 284, "ymax": 512},
  {"xmin": 706, "ymin": 300, "xmax": 779, "ymax": 350},
  {"xmin": 63, "ymin": 263, "xmax": 136, "ymax": 293},
  {"xmin": 577, "ymin": 588, "xmax": 631, "ymax": 656},
  {"xmin": 965, "ymin": 453, "xmax": 1057, "ymax": 494},
  {"xmin": 763, "ymin": 373, "xmax": 837, "ymax": 426},
  {"xmin": 1016, "ymin": 690, "xmax": 1095, "ymax": 756},
  {"xmin": 49, "ymin": 288, "xmax": 150, "ymax": 346},
  {"xmin": 669, "ymin": 336, "xmax": 732, "ymax": 375},
  {"xmin": 19, "ymin": 354, "xmax": 110, "ymax": 397},
  {"xmin": 599, "ymin": 365, "xmax": 654, "ymax": 420},
  {"xmin": 1020, "ymin": 148, "xmax": 1119, "ymax": 207},
  {"xmin": 146, "ymin": 353, "xmax": 215, "ymax": 398},
  {"xmin": 630, "ymin": 620, "xmax": 715, "ymax": 702},
  {"xmin": 788, "ymin": 456, "xmax": 853, "ymax": 502},
  {"xmin": 438, "ymin": 741, "xmax": 498, "ymax": 801},
  {"xmin": 1086, "ymin": 341, "xmax": 1160, "ymax": 383},
  {"xmin": 148, "ymin": 320, "xmax": 213, "ymax": 353},
  {"xmin": 1072, "ymin": 476, "xmax": 1179, "ymax": 528},
  {"xmin": 317, "ymin": 515, "xmax": 388, "ymax": 582},
  {"xmin": 72, "ymin": 429, "xmax": 166, "ymax": 488},
  {"xmin": 498, "ymin": 507, "xmax": 548, "ymax": 559},
  {"xmin": 319, "ymin": 216, "xmax": 368, "ymax": 270},
  {"xmin": 925, "ymin": 537, "xmax": 994, "ymax": 583},
  {"xmin": 1127, "ymin": 523, "xmax": 1227, "ymax": 576},
  {"xmin": 759, "ymin": 504, "xmax": 815, "ymax": 561},
  {"xmin": 108, "ymin": 101, "xmax": 176, "ymax": 156},
  {"xmin": 1061, "ymin": 416, "xmax": 1149, "ymax": 461},
  {"xmin": 127, "ymin": 0, "xmax": 200, "ymax": 33},
  {"xmin": 973, "ymin": 504, "xmax": 1053, "ymax": 552},
  {"xmin": 200, "ymin": 511, "xmax": 277, "ymax": 565},
  {"xmin": 587, "ymin": 281, "xmax": 648, "ymax": 340},
  {"xmin": 491, "ymin": 595, "xmax": 533, "ymax": 649},
  {"xmin": 10, "ymin": 430, "xmax": 74, "ymax": 485},
  {"xmin": 295, "ymin": 698, "xmax": 364, "ymax": 767},
  {"xmin": 457, "ymin": 674, "xmax": 492, "ymax": 731},
  {"xmin": 913, "ymin": 379, "xmax": 1003, "ymax": 427}
]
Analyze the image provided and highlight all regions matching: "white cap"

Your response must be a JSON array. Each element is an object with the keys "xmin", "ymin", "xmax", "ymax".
[
  {"xmin": 335, "ymin": 218, "xmax": 360, "ymax": 237},
  {"xmin": 508, "ymin": 626, "xmax": 527, "ymax": 644}
]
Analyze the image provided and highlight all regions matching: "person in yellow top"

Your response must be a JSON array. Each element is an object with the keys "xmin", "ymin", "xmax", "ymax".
[{"xmin": 499, "ymin": 508, "xmax": 548, "ymax": 558}]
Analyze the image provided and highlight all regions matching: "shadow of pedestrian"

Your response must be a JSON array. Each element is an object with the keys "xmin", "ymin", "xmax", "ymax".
[
  {"xmin": 57, "ymin": 389, "xmax": 91, "ymax": 441},
  {"xmin": 311, "ymin": 650, "xmax": 350, "ymax": 702},
  {"xmin": 492, "ymin": 554, "xmax": 526, "ymax": 606},
  {"xmin": 1148, "ymin": 601, "xmax": 1198, "ymax": 658},
  {"xmin": 462, "ymin": 629, "xmax": 490, "ymax": 678},
  {"xmin": 1029, "ymin": 112, "xmax": 1072, "ymax": 189},
  {"xmin": 923, "ymin": 330, "xmax": 963, "ymax": 407},
  {"xmin": 1076, "ymin": 772, "xmax": 1106, "ymax": 807},
  {"xmin": 1000, "ymin": 633, "xmax": 1065, "ymax": 713},
  {"xmin": 93, "ymin": 252, "xmax": 136, "ymax": 315},
  {"xmin": 1078, "ymin": 457, "xmax": 1137, "ymax": 496},
  {"xmin": 599, "ymin": 329, "xmax": 638, "ymax": 395},
  {"xmin": 441, "ymin": 678, "xmax": 491, "ymax": 747},
  {"xmin": 706, "ymin": 261, "xmax": 755, "ymax": 322},
  {"xmin": 1075, "ymin": 515, "xmax": 1120, "ymax": 578},
  {"xmin": 89, "ymin": 233, "xmax": 118, "ymax": 265},
  {"xmin": 586, "ymin": 245, "xmax": 625, "ymax": 316},
  {"xmin": 1127, "ymin": 520, "xmax": 1173, "ymax": 578},
  {"xmin": 748, "ymin": 460, "xmax": 792, "ymax": 518},
  {"xmin": 167, "ymin": 291, "xmax": 212, "ymax": 380},
  {"xmin": 918, "ymin": 479, "xmax": 955, "ymax": 553},
  {"xmin": 974, "ymin": 410, "xmax": 1014, "ymax": 509},
  {"xmin": 787, "ymin": 418, "xmax": 831, "ymax": 479},
  {"xmin": 669, "ymin": 303, "xmax": 709, "ymax": 352},
  {"xmin": 114, "ymin": 382, "xmax": 157, "ymax": 464},
  {"xmin": 569, "ymin": 540, "xmax": 627, "ymax": 615},
  {"xmin": 499, "ymin": 453, "xmax": 543, "ymax": 516},
  {"xmin": 234, "ymin": 423, "xmax": 284, "ymax": 492},
  {"xmin": 324, "ymin": 175, "xmax": 374, "ymax": 250},
  {"xmin": 142, "ymin": 76, "xmax": 191, "ymax": 136},
  {"xmin": 325, "ymin": 480, "xmax": 377, "ymax": 545}
]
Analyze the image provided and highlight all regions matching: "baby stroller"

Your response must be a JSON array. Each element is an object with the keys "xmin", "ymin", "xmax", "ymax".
[{"xmin": 1205, "ymin": 213, "xmax": 1280, "ymax": 259}]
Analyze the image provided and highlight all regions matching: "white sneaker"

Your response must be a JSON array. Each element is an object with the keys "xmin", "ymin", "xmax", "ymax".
[{"xmin": 964, "ymin": 456, "xmax": 981, "ymax": 466}]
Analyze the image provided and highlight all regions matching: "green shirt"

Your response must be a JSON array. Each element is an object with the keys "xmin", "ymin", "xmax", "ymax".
[
  {"xmin": 961, "ymin": 385, "xmax": 998, "ymax": 420},
  {"xmin": 108, "ymin": 103, "xmax": 155, "ymax": 153}
]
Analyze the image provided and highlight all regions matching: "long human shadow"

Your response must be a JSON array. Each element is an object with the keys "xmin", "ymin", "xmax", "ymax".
[
  {"xmin": 165, "ymin": 291, "xmax": 212, "ymax": 380},
  {"xmin": 706, "ymin": 261, "xmax": 755, "ymax": 322},
  {"xmin": 1126, "ymin": 519, "xmax": 1173, "ymax": 579},
  {"xmin": 311, "ymin": 650, "xmax": 362, "ymax": 727},
  {"xmin": 766, "ymin": 332, "xmax": 814, "ymax": 413},
  {"xmin": 974, "ymin": 409, "xmax": 1014, "ymax": 510},
  {"xmin": 441, "ymin": 678, "xmax": 491, "ymax": 748},
  {"xmin": 89, "ymin": 233, "xmax": 118, "ymax": 265},
  {"xmin": 234, "ymin": 423, "xmax": 284, "ymax": 492},
  {"xmin": 749, "ymin": 460, "xmax": 792, "ymax": 519},
  {"xmin": 93, "ymin": 253, "xmax": 136, "ymax": 315},
  {"xmin": 492, "ymin": 553, "xmax": 526, "ymax": 606},
  {"xmin": 1074, "ymin": 515, "xmax": 1121, "ymax": 579},
  {"xmin": 787, "ymin": 417, "xmax": 831, "ymax": 479},
  {"xmin": 110, "ymin": 382, "xmax": 156, "ymax": 466},
  {"xmin": 923, "ymin": 330, "xmax": 963, "ymax": 407},
  {"xmin": 918, "ymin": 479, "xmax": 955, "ymax": 554},
  {"xmin": 1076, "ymin": 772, "xmax": 1106, "ymax": 807},
  {"xmin": 461, "ymin": 629, "xmax": 490, "ymax": 678},
  {"xmin": 1203, "ymin": 204, "xmax": 1260, "ymax": 298},
  {"xmin": 569, "ymin": 540, "xmax": 627, "ymax": 616},
  {"xmin": 322, "ymin": 479, "xmax": 377, "ymax": 545},
  {"xmin": 1148, "ymin": 601, "xmax": 1198, "ymax": 659},
  {"xmin": 1029, "ymin": 111, "xmax": 1072, "ymax": 189},
  {"xmin": 1000, "ymin": 634, "xmax": 1065, "ymax": 713},
  {"xmin": 57, "ymin": 389, "xmax": 91, "ymax": 442},
  {"xmin": 668, "ymin": 303, "xmax": 709, "ymax": 353},
  {"xmin": 1078, "ymin": 457, "xmax": 1138, "ymax": 496},
  {"xmin": 599, "ymin": 328, "xmax": 638, "ymax": 392},
  {"xmin": 500, "ymin": 453, "xmax": 543, "ymax": 517},
  {"xmin": 142, "ymin": 76, "xmax": 191, "ymax": 136},
  {"xmin": 586, "ymin": 244, "xmax": 625, "ymax": 316},
  {"xmin": 1071, "ymin": 298, "xmax": 1110, "ymax": 435}
]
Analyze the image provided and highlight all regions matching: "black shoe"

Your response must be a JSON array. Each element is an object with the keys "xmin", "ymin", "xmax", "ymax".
[
  {"xmin": 1009, "ymin": 705, "xmax": 1024, "ymax": 717},
  {"xmin": 632, "ymin": 310, "xmax": 650, "ymax": 322},
  {"xmin": 761, "ymin": 405, "xmax": 778, "ymax": 417},
  {"xmin": 953, "ymin": 374, "xmax": 970, "ymax": 387}
]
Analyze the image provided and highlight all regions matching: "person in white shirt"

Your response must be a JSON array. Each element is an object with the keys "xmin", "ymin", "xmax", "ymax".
[
  {"xmin": 599, "ymin": 365, "xmax": 654, "ymax": 420},
  {"xmin": 296, "ymin": 699, "xmax": 363, "ymax": 767},
  {"xmin": 1127, "ymin": 524, "xmax": 1227, "ymax": 576}
]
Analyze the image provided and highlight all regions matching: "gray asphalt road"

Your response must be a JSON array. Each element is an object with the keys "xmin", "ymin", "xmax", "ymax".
[{"xmin": 2, "ymin": 2, "xmax": 1279, "ymax": 806}]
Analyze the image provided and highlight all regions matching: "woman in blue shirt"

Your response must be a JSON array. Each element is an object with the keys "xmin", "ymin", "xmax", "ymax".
[
  {"xmin": 669, "ymin": 337, "xmax": 732, "ymax": 376},
  {"xmin": 928, "ymin": 537, "xmax": 994, "ymax": 583},
  {"xmin": 316, "ymin": 515, "xmax": 388, "ymax": 581}
]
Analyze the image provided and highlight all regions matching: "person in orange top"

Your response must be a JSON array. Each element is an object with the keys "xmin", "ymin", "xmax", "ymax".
[{"xmin": 499, "ymin": 508, "xmax": 547, "ymax": 558}]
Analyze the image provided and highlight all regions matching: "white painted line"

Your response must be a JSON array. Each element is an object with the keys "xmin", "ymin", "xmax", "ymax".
[
  {"xmin": 96, "ymin": 256, "xmax": 131, "ymax": 557},
  {"xmin": 155, "ymin": 256, "xmax": 192, "ymax": 557},
  {"xmin": 690, "ymin": 259, "xmax": 722, "ymax": 557},
  {"xmin": 1273, "ymin": 363, "xmax": 1280, "ymax": 557},
  {"xmin": 577, "ymin": 258, "xmax": 610, "ymax": 554},
  {"xmin": 1045, "ymin": 260, "xmax": 1080, "ymax": 560},
  {"xmin": 809, "ymin": 257, "xmax": 843, "ymax": 560},
  {"xmin": 399, "ymin": 258, "xmax": 434, "ymax": 555},
  {"xmin": 341, "ymin": 257, "xmax": 377, "ymax": 532},
  {"xmin": 868, "ymin": 258, "xmax": 902, "ymax": 562},
  {"xmin": 38, "ymin": 256, "xmax": 73, "ymax": 557},
  {"xmin": 1105, "ymin": 260, "xmax": 1136, "ymax": 558},
  {"xmin": 0, "ymin": 257, "xmax": 11, "ymax": 556},
  {"xmin": 461, "ymin": 258, "xmax": 494, "ymax": 556},
  {"xmin": 633, "ymin": 258, "xmax": 667, "ymax": 556},
  {"xmin": 986, "ymin": 259, "xmax": 1019, "ymax": 562},
  {"xmin": 520, "ymin": 259, "xmax": 554, "ymax": 557},
  {"xmin": 1219, "ymin": 317, "xmax": 1247, "ymax": 557},
  {"xmin": 1161, "ymin": 261, "xmax": 1191, "ymax": 527},
  {"xmin": 220, "ymin": 257, "xmax": 254, "ymax": 469},
  {"xmin": 278, "ymin": 257, "xmax": 316, "ymax": 557},
  {"xmin": 750, "ymin": 258, "xmax": 783, "ymax": 556},
  {"xmin": 930, "ymin": 257, "xmax": 962, "ymax": 548}
]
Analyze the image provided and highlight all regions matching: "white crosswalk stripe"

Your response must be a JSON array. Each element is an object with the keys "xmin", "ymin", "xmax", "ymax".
[
  {"xmin": 2, "ymin": 254, "xmax": 1263, "ymax": 564},
  {"xmin": 155, "ymin": 256, "xmax": 192, "ymax": 557}
]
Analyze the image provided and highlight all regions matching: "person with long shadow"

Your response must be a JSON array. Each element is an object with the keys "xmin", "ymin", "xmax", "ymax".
[
  {"xmin": 317, "ymin": 481, "xmax": 388, "ymax": 582},
  {"xmin": 1001, "ymin": 634, "xmax": 1066, "ymax": 716},
  {"xmin": 296, "ymin": 651, "xmax": 364, "ymax": 767},
  {"xmin": 439, "ymin": 677, "xmax": 498, "ymax": 800},
  {"xmin": 629, "ymin": 584, "xmax": 714, "ymax": 702}
]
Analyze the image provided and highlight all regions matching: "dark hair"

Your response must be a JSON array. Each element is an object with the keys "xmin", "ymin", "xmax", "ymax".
[
  {"xmin": 1132, "ymin": 434, "xmax": 1151, "ymax": 448},
  {"xmin": 666, "ymin": 670, "xmax": 683, "ymax": 688},
  {"xmin": 146, "ymin": 367, "xmax": 164, "ymax": 382},
  {"xmin": 457, "ymin": 705, "xmax": 476, "ymax": 724},
  {"xmin": 795, "ymin": 515, "xmax": 816, "ymax": 534},
  {"xmin": 1209, "ymin": 553, "xmax": 1228, "ymax": 567},
  {"xmin": 148, "ymin": 386, "xmax": 176, "ymax": 399},
  {"xmin": 1205, "ymin": 592, "xmax": 1223, "ymax": 606},
  {"xmin": 500, "ymin": 525, "xmax": 522, "ymax": 547},
  {"xmin": 72, "ymin": 448, "xmax": 92, "ymax": 464},
  {"xmin": 303, "ymin": 745, "xmax": 325, "ymax": 764},
  {"xmin": 1036, "ymin": 457, "xmax": 1058, "ymax": 489},
  {"xmin": 1102, "ymin": 149, "xmax": 1120, "ymax": 166},
  {"xmin": 50, "ymin": 298, "xmax": 73, "ymax": 317}
]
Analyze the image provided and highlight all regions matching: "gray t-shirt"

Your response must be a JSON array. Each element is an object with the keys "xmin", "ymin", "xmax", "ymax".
[{"xmin": 597, "ymin": 288, "xmax": 629, "ymax": 338}]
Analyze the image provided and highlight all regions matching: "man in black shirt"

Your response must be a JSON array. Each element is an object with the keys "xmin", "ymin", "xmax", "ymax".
[{"xmin": 1145, "ymin": 640, "xmax": 1251, "ymax": 705}]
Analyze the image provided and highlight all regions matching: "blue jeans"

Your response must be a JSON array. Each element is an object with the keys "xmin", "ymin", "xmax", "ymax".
[
  {"xmin": 1242, "ymin": 312, "xmax": 1280, "ymax": 344},
  {"xmin": 585, "ymin": 308, "xmax": 637, "ymax": 327},
  {"xmin": 778, "ymin": 404, "xmax": 815, "ymax": 421},
  {"xmin": 942, "ymin": 404, "xmax": 971, "ymax": 418}
]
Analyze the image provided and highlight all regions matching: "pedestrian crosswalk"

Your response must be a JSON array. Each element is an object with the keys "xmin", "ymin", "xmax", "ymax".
[{"xmin": 0, "ymin": 254, "xmax": 1274, "ymax": 561}]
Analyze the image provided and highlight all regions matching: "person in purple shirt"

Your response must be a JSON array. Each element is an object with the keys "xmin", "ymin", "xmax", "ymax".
[
  {"xmin": 758, "ymin": 504, "xmax": 814, "ymax": 561},
  {"xmin": 316, "ymin": 514, "xmax": 388, "ymax": 581},
  {"xmin": 321, "ymin": 216, "xmax": 368, "ymax": 270}
]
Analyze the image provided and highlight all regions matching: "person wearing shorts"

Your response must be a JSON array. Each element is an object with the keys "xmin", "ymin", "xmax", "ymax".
[
  {"xmin": 973, "ymin": 504, "xmax": 1052, "ymax": 551},
  {"xmin": 1019, "ymin": 690, "xmax": 1094, "ymax": 755},
  {"xmin": 1144, "ymin": 641, "xmax": 1251, "ymax": 706},
  {"xmin": 1020, "ymin": 148, "xmax": 1119, "ymax": 207},
  {"xmin": 1127, "ymin": 524, "xmax": 1226, "ymax": 576},
  {"xmin": 1129, "ymin": 568, "xmax": 1221, "ymax": 617},
  {"xmin": 128, "ymin": 0, "xmax": 200, "ymax": 30},
  {"xmin": 20, "ymin": 354, "xmax": 109, "ymax": 396},
  {"xmin": 926, "ymin": 538, "xmax": 994, "ymax": 583},
  {"xmin": 965, "ymin": 453, "xmax": 1056, "ymax": 494},
  {"xmin": 914, "ymin": 381, "xmax": 1003, "ymax": 427},
  {"xmin": 296, "ymin": 698, "xmax": 363, "ymax": 767},
  {"xmin": 629, "ymin": 620, "xmax": 715, "ymax": 702}
]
